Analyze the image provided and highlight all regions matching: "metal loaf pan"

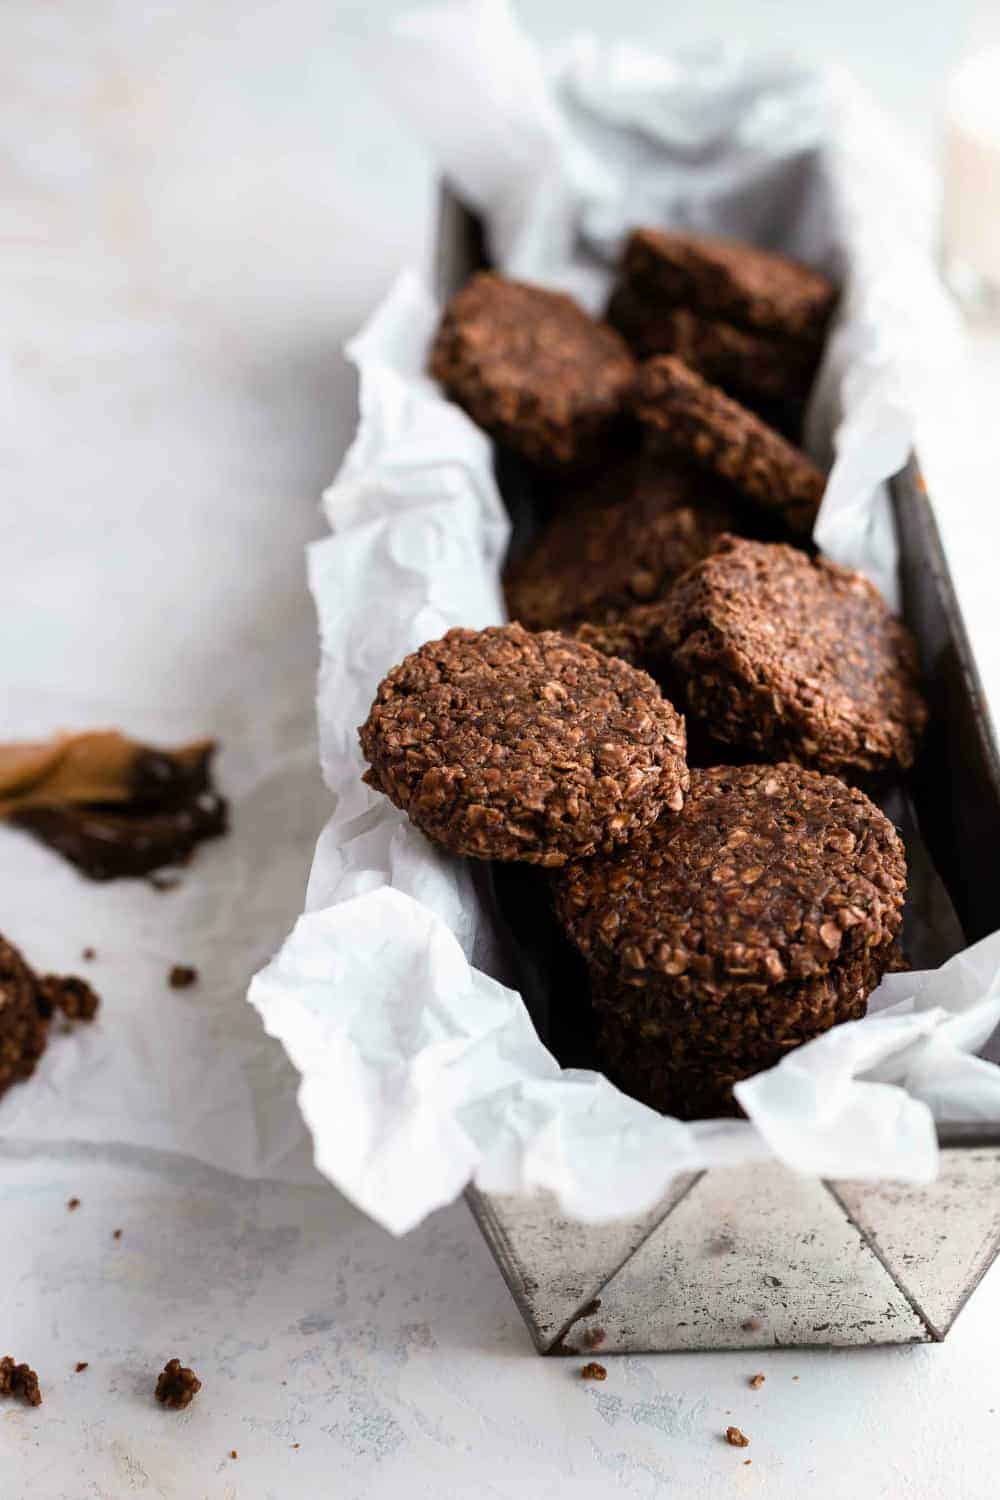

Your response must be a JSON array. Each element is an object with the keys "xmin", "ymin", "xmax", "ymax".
[{"xmin": 434, "ymin": 187, "xmax": 1000, "ymax": 1352}]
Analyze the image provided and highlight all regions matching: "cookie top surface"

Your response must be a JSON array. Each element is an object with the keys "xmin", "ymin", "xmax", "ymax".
[
  {"xmin": 554, "ymin": 761, "xmax": 906, "ymax": 995},
  {"xmin": 359, "ymin": 623, "xmax": 688, "ymax": 866},
  {"xmin": 633, "ymin": 356, "xmax": 824, "ymax": 534},
  {"xmin": 429, "ymin": 272, "xmax": 636, "ymax": 469},
  {"xmin": 504, "ymin": 456, "xmax": 739, "ymax": 631},
  {"xmin": 623, "ymin": 228, "xmax": 837, "ymax": 342},
  {"xmin": 661, "ymin": 535, "xmax": 927, "ymax": 775}
]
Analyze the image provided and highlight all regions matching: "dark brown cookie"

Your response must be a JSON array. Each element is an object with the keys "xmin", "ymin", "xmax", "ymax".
[
  {"xmin": 591, "ymin": 938, "xmax": 899, "ymax": 1120},
  {"xmin": 623, "ymin": 228, "xmax": 837, "ymax": 343},
  {"xmin": 608, "ymin": 288, "xmax": 819, "ymax": 407},
  {"xmin": 572, "ymin": 602, "xmax": 674, "ymax": 673},
  {"xmin": 632, "ymin": 356, "xmax": 825, "ymax": 534},
  {"xmin": 429, "ymin": 273, "xmax": 636, "ymax": 469},
  {"xmin": 0, "ymin": 938, "xmax": 50, "ymax": 1102},
  {"xmin": 504, "ymin": 458, "xmax": 739, "ymax": 631},
  {"xmin": 661, "ymin": 535, "xmax": 927, "ymax": 777},
  {"xmin": 553, "ymin": 762, "xmax": 906, "ymax": 1004},
  {"xmin": 359, "ymin": 623, "xmax": 688, "ymax": 866}
]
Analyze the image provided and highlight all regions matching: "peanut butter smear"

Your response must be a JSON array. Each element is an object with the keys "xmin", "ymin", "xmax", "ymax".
[
  {"xmin": 0, "ymin": 732, "xmax": 228, "ymax": 880},
  {"xmin": 0, "ymin": 732, "xmax": 212, "ymax": 816}
]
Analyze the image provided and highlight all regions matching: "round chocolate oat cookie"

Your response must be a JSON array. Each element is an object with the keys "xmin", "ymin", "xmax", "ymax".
[
  {"xmin": 359, "ymin": 623, "xmax": 688, "ymax": 866},
  {"xmin": 661, "ymin": 535, "xmax": 927, "ymax": 777},
  {"xmin": 503, "ymin": 460, "xmax": 739, "ymax": 632},
  {"xmin": 622, "ymin": 228, "xmax": 837, "ymax": 344},
  {"xmin": 632, "ymin": 356, "xmax": 825, "ymax": 535},
  {"xmin": 554, "ymin": 762, "xmax": 906, "ymax": 1002},
  {"xmin": 429, "ymin": 273, "xmax": 636, "ymax": 470}
]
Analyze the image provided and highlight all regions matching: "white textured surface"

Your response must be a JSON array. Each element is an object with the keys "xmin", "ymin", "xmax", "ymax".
[{"xmin": 4, "ymin": 2, "xmax": 1000, "ymax": 1497}]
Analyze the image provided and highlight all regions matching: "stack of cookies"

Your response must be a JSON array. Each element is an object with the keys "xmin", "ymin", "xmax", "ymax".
[{"xmin": 357, "ymin": 228, "xmax": 927, "ymax": 1120}]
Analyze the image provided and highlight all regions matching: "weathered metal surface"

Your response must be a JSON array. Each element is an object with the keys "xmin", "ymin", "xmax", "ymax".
[
  {"xmin": 466, "ymin": 1175, "xmax": 700, "ymax": 1351},
  {"xmin": 539, "ymin": 1164, "xmax": 930, "ymax": 1354},
  {"xmin": 831, "ymin": 1148, "xmax": 1000, "ymax": 1340}
]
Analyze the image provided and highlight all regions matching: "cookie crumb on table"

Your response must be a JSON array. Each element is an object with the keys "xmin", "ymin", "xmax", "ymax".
[
  {"xmin": 726, "ymin": 1426, "xmax": 750, "ymax": 1447},
  {"xmin": 741, "ymin": 1317, "xmax": 762, "ymax": 1333},
  {"xmin": 155, "ymin": 1358, "xmax": 202, "ymax": 1409},
  {"xmin": 229, "ymin": 1450, "xmax": 238, "ymax": 1460},
  {"xmin": 0, "ymin": 1357, "xmax": 42, "ymax": 1406},
  {"xmin": 168, "ymin": 964, "xmax": 198, "ymax": 990},
  {"xmin": 67, "ymin": 1197, "xmax": 80, "ymax": 1211},
  {"xmin": 82, "ymin": 946, "xmax": 96, "ymax": 961},
  {"xmin": 749, "ymin": 1373, "xmax": 765, "ymax": 1389},
  {"xmin": 113, "ymin": 1228, "xmax": 123, "ymax": 1240},
  {"xmin": 580, "ymin": 1362, "xmax": 608, "ymax": 1381},
  {"xmin": 75, "ymin": 1361, "xmax": 89, "ymax": 1373}
]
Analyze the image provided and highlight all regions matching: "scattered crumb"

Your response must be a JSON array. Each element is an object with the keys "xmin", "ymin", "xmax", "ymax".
[
  {"xmin": 749, "ymin": 1373, "xmax": 765, "ymax": 1389},
  {"xmin": 0, "ymin": 1357, "xmax": 42, "ymax": 1407},
  {"xmin": 725, "ymin": 1426, "xmax": 750, "ymax": 1448},
  {"xmin": 168, "ymin": 964, "xmax": 198, "ymax": 990},
  {"xmin": 113, "ymin": 1228, "xmax": 123, "ymax": 1240},
  {"xmin": 75, "ymin": 1362, "xmax": 89, "ymax": 1374},
  {"xmin": 41, "ymin": 975, "xmax": 100, "ymax": 1022},
  {"xmin": 149, "ymin": 873, "xmax": 182, "ymax": 892},
  {"xmin": 793, "ymin": 1375, "xmax": 800, "ymax": 1382},
  {"xmin": 229, "ymin": 1450, "xmax": 238, "ymax": 1460},
  {"xmin": 582, "ymin": 1326, "xmax": 606, "ymax": 1350},
  {"xmin": 580, "ymin": 1362, "xmax": 607, "ymax": 1382},
  {"xmin": 82, "ymin": 947, "xmax": 96, "ymax": 961},
  {"xmin": 292, "ymin": 1442, "xmax": 300, "ymax": 1450},
  {"xmin": 741, "ymin": 1317, "xmax": 762, "ymax": 1332},
  {"xmin": 744, "ymin": 1459, "xmax": 752, "ymax": 1466},
  {"xmin": 67, "ymin": 1197, "xmax": 80, "ymax": 1211},
  {"xmin": 155, "ymin": 1358, "xmax": 202, "ymax": 1409}
]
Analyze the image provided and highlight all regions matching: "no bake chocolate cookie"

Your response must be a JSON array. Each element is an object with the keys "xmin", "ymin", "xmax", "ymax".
[
  {"xmin": 359, "ymin": 623, "xmax": 688, "ymax": 865},
  {"xmin": 504, "ymin": 458, "xmax": 739, "ymax": 632},
  {"xmin": 429, "ymin": 273, "xmax": 636, "ymax": 469},
  {"xmin": 554, "ymin": 762, "xmax": 905, "ymax": 1116},
  {"xmin": 660, "ymin": 535, "xmax": 927, "ymax": 777},
  {"xmin": 632, "ymin": 357, "xmax": 825, "ymax": 535},
  {"xmin": 622, "ymin": 228, "xmax": 837, "ymax": 345}
]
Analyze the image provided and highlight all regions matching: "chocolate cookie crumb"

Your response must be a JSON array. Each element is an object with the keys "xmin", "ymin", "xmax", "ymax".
[
  {"xmin": 168, "ymin": 965, "xmax": 198, "ymax": 990},
  {"xmin": 580, "ymin": 1362, "xmax": 608, "ymax": 1381},
  {"xmin": 113, "ymin": 1228, "xmax": 123, "ymax": 1240},
  {"xmin": 82, "ymin": 946, "xmax": 96, "ymax": 961},
  {"xmin": 741, "ymin": 1318, "xmax": 762, "ymax": 1333},
  {"xmin": 229, "ymin": 1450, "xmax": 238, "ymax": 1460},
  {"xmin": 75, "ymin": 1362, "xmax": 89, "ymax": 1373},
  {"xmin": 155, "ymin": 1358, "xmax": 202, "ymax": 1409},
  {"xmin": 749, "ymin": 1373, "xmax": 765, "ymax": 1389},
  {"xmin": 360, "ymin": 624, "xmax": 688, "ymax": 866},
  {"xmin": 726, "ymin": 1426, "xmax": 750, "ymax": 1447},
  {"xmin": 39, "ymin": 974, "xmax": 100, "ymax": 1023},
  {"xmin": 67, "ymin": 1197, "xmax": 80, "ymax": 1211},
  {"xmin": 582, "ymin": 1327, "xmax": 606, "ymax": 1350},
  {"xmin": 430, "ymin": 272, "xmax": 635, "ymax": 470},
  {"xmin": 0, "ymin": 1357, "xmax": 42, "ymax": 1406}
]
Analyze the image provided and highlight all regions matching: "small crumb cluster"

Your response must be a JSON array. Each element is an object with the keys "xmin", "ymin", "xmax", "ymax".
[
  {"xmin": 0, "ymin": 1356, "xmax": 42, "ymax": 1407},
  {"xmin": 155, "ymin": 1358, "xmax": 202, "ymax": 1409}
]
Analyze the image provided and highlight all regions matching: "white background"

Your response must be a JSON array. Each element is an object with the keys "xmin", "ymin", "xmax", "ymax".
[{"xmin": 4, "ymin": 2, "xmax": 1000, "ymax": 1497}]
